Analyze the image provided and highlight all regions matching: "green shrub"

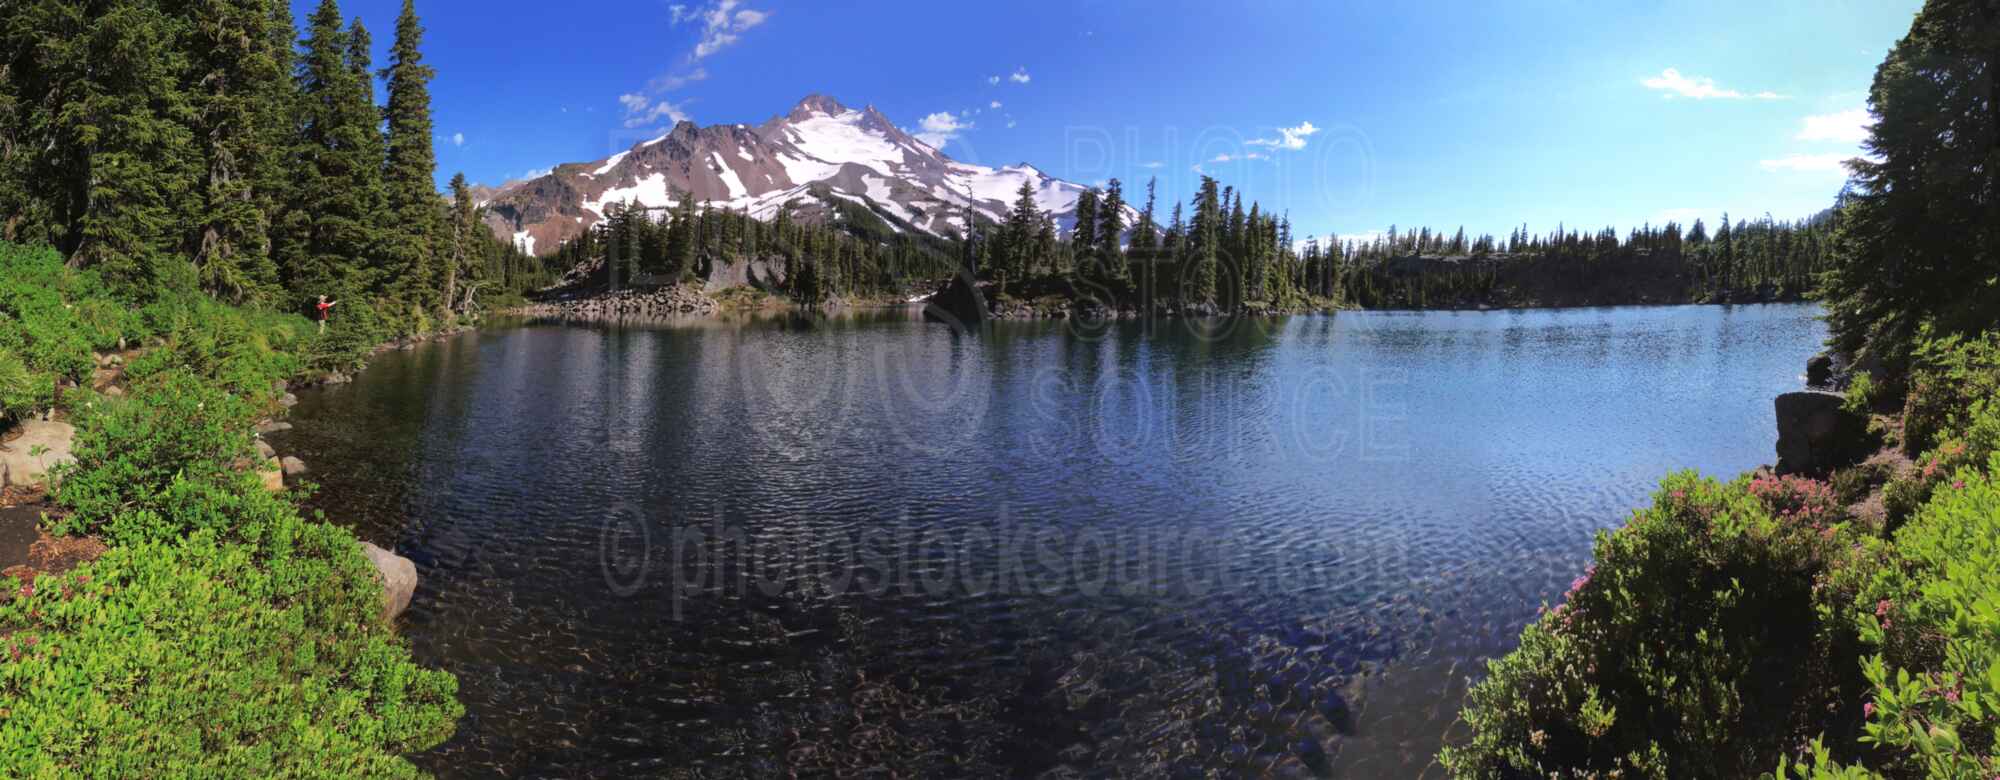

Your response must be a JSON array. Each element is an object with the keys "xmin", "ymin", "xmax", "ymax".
[
  {"xmin": 48, "ymin": 369, "xmax": 256, "ymax": 541},
  {"xmin": 1779, "ymin": 455, "xmax": 2000, "ymax": 778},
  {"xmin": 305, "ymin": 296, "xmax": 392, "ymax": 375},
  {"xmin": 0, "ymin": 348, "xmax": 51, "ymax": 420},
  {"xmin": 0, "ymin": 528, "xmax": 461, "ymax": 776},
  {"xmin": 1901, "ymin": 330, "xmax": 2000, "ymax": 457},
  {"xmin": 1441, "ymin": 471, "xmax": 1870, "ymax": 778},
  {"xmin": 1844, "ymin": 372, "xmax": 1878, "ymax": 416}
]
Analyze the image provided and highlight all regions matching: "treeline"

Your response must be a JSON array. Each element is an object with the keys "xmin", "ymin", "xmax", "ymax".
[
  {"xmin": 971, "ymin": 176, "xmax": 1319, "ymax": 314},
  {"xmin": 0, "ymin": 0, "xmax": 544, "ymax": 330},
  {"xmin": 950, "ymin": 174, "xmax": 1837, "ymax": 315},
  {"xmin": 549, "ymin": 190, "xmax": 964, "ymax": 304},
  {"xmin": 1324, "ymin": 212, "xmax": 1836, "ymax": 309}
]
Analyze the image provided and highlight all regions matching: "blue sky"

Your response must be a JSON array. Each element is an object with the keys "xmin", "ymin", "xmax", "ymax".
[{"xmin": 316, "ymin": 0, "xmax": 1920, "ymax": 243}]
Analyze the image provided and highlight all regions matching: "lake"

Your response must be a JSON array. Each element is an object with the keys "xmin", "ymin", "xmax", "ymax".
[{"xmin": 280, "ymin": 303, "xmax": 1825, "ymax": 777}]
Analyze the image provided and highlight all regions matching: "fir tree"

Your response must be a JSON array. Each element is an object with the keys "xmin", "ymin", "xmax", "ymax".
[
  {"xmin": 187, "ymin": 0, "xmax": 288, "ymax": 303},
  {"xmin": 381, "ymin": 0, "xmax": 443, "ymax": 314}
]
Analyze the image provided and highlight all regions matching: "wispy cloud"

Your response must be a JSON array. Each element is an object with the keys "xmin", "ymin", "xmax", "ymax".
[
  {"xmin": 619, "ymin": 93, "xmax": 691, "ymax": 128},
  {"xmin": 1139, "ymin": 161, "xmax": 1164, "ymax": 169},
  {"xmin": 1641, "ymin": 68, "xmax": 1786, "ymax": 100},
  {"xmin": 986, "ymin": 74, "xmax": 1001, "ymax": 85},
  {"xmin": 1797, "ymin": 108, "xmax": 1871, "ymax": 143},
  {"xmin": 1009, "ymin": 66, "xmax": 1031, "ymax": 84},
  {"xmin": 1758, "ymin": 152, "xmax": 1853, "ymax": 173},
  {"xmin": 1209, "ymin": 151, "xmax": 1268, "ymax": 163},
  {"xmin": 913, "ymin": 111, "xmax": 973, "ymax": 148},
  {"xmin": 621, "ymin": 1, "xmax": 770, "ymax": 130},
  {"xmin": 692, "ymin": 0, "xmax": 770, "ymax": 59},
  {"xmin": 989, "ymin": 100, "xmax": 1002, "ymax": 109},
  {"xmin": 450, "ymin": 132, "xmax": 464, "ymax": 147},
  {"xmin": 1246, "ymin": 121, "xmax": 1319, "ymax": 151}
]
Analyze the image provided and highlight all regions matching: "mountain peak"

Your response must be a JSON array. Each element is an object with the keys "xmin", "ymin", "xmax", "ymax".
[{"xmin": 789, "ymin": 94, "xmax": 849, "ymax": 119}]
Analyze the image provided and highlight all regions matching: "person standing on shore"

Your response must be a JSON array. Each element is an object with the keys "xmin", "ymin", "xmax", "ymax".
[{"xmin": 316, "ymin": 295, "xmax": 338, "ymax": 333}]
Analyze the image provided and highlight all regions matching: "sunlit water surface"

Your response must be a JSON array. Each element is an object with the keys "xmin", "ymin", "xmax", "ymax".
[{"xmin": 281, "ymin": 304, "xmax": 1824, "ymax": 777}]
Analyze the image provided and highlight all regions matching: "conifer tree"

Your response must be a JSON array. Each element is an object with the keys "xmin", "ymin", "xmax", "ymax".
[
  {"xmin": 382, "ymin": 0, "xmax": 443, "ymax": 313},
  {"xmin": 1095, "ymin": 178, "xmax": 1125, "ymax": 283},
  {"xmin": 286, "ymin": 0, "xmax": 386, "ymax": 298},
  {"xmin": 187, "ymin": 0, "xmax": 288, "ymax": 303}
]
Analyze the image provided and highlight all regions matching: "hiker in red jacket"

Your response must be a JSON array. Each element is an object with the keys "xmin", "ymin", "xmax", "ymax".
[{"xmin": 316, "ymin": 295, "xmax": 339, "ymax": 333}]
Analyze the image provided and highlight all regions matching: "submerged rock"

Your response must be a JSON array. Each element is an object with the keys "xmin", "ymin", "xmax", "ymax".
[
  {"xmin": 359, "ymin": 541, "xmax": 418, "ymax": 623},
  {"xmin": 0, "ymin": 420, "xmax": 76, "ymax": 488},
  {"xmin": 1775, "ymin": 390, "xmax": 1874, "ymax": 475}
]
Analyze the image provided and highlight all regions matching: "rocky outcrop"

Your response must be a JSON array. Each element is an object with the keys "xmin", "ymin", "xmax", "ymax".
[
  {"xmin": 922, "ymin": 273, "xmax": 988, "ymax": 329},
  {"xmin": 0, "ymin": 420, "xmax": 76, "ymax": 488},
  {"xmin": 1775, "ymin": 391, "xmax": 1876, "ymax": 475},
  {"xmin": 515, "ymin": 285, "xmax": 720, "ymax": 320},
  {"xmin": 359, "ymin": 541, "xmax": 417, "ymax": 623}
]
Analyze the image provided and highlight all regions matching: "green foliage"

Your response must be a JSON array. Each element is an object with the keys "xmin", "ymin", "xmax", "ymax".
[
  {"xmin": 1843, "ymin": 373, "xmax": 1877, "ymax": 416},
  {"xmin": 1900, "ymin": 329, "xmax": 2000, "ymax": 457},
  {"xmin": 1817, "ymin": 0, "xmax": 2000, "ymax": 380},
  {"xmin": 1441, "ymin": 471, "xmax": 1868, "ymax": 778},
  {"xmin": 0, "ymin": 527, "xmax": 460, "ymax": 776},
  {"xmin": 48, "ymin": 369, "xmax": 256, "ymax": 539}
]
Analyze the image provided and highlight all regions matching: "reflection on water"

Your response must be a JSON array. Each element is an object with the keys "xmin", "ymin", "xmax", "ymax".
[{"xmin": 280, "ymin": 304, "xmax": 1824, "ymax": 777}]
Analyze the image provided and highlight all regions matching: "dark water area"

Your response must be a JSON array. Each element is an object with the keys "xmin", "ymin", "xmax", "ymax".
[{"xmin": 279, "ymin": 304, "xmax": 1825, "ymax": 777}]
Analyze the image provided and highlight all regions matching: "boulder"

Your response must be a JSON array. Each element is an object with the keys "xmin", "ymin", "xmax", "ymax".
[
  {"xmin": 258, "ymin": 457, "xmax": 284, "ymax": 492},
  {"xmin": 922, "ymin": 272, "xmax": 988, "ymax": 329},
  {"xmin": 254, "ymin": 420, "xmax": 292, "ymax": 434},
  {"xmin": 277, "ymin": 392, "xmax": 298, "ymax": 408},
  {"xmin": 1775, "ymin": 391, "xmax": 1876, "ymax": 475},
  {"xmin": 359, "ymin": 541, "xmax": 417, "ymax": 623},
  {"xmin": 1805, "ymin": 353, "xmax": 1834, "ymax": 388},
  {"xmin": 254, "ymin": 438, "xmax": 276, "ymax": 459},
  {"xmin": 0, "ymin": 420, "xmax": 76, "ymax": 488},
  {"xmin": 279, "ymin": 455, "xmax": 308, "ymax": 476}
]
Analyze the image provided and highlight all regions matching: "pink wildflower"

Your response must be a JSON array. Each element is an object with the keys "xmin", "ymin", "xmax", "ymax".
[{"xmin": 1863, "ymin": 702, "xmax": 1875, "ymax": 718}]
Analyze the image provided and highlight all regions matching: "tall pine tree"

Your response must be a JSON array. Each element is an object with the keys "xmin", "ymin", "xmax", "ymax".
[{"xmin": 381, "ymin": 0, "xmax": 443, "ymax": 314}]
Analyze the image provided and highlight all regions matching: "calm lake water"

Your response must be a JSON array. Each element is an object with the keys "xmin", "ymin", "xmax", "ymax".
[{"xmin": 281, "ymin": 303, "xmax": 1824, "ymax": 777}]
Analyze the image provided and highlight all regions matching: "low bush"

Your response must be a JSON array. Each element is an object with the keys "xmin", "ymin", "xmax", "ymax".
[
  {"xmin": 0, "ymin": 528, "xmax": 461, "ymax": 776},
  {"xmin": 1901, "ymin": 329, "xmax": 2000, "ymax": 457},
  {"xmin": 48, "ymin": 369, "xmax": 257, "ymax": 539},
  {"xmin": 1440, "ymin": 471, "xmax": 1870, "ymax": 778}
]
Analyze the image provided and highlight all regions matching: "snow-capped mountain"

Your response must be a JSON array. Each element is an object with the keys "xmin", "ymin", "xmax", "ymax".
[{"xmin": 479, "ymin": 94, "xmax": 1136, "ymax": 256}]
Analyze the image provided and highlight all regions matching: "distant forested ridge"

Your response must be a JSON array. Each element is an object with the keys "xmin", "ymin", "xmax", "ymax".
[{"xmin": 0, "ymin": 0, "xmax": 542, "ymax": 329}]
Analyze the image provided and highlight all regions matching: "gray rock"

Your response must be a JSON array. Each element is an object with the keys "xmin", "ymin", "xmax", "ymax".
[
  {"xmin": 254, "ymin": 439, "xmax": 275, "ymax": 459},
  {"xmin": 1775, "ymin": 390, "xmax": 1876, "ymax": 475},
  {"xmin": 359, "ymin": 541, "xmax": 417, "ymax": 623},
  {"xmin": 280, "ymin": 455, "xmax": 308, "ymax": 476},
  {"xmin": 0, "ymin": 420, "xmax": 76, "ymax": 488},
  {"xmin": 321, "ymin": 371, "xmax": 351, "ymax": 385},
  {"xmin": 254, "ymin": 420, "xmax": 292, "ymax": 434},
  {"xmin": 277, "ymin": 392, "xmax": 299, "ymax": 408}
]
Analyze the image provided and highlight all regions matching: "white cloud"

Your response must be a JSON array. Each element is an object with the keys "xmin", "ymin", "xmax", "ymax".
[
  {"xmin": 914, "ymin": 111, "xmax": 973, "ymax": 148},
  {"xmin": 989, "ymin": 100, "xmax": 1002, "ymax": 109},
  {"xmin": 1336, "ymin": 231, "xmax": 1386, "ymax": 245},
  {"xmin": 649, "ymin": 67, "xmax": 707, "ymax": 92},
  {"xmin": 1758, "ymin": 152, "xmax": 1853, "ymax": 173},
  {"xmin": 1005, "ymin": 118, "xmax": 1017, "ymax": 129},
  {"xmin": 619, "ymin": 92, "xmax": 691, "ymax": 128},
  {"xmin": 1797, "ymin": 108, "xmax": 1871, "ymax": 143},
  {"xmin": 1246, "ymin": 121, "xmax": 1319, "ymax": 151},
  {"xmin": 1641, "ymin": 68, "xmax": 1786, "ymax": 100},
  {"xmin": 1009, "ymin": 66, "xmax": 1031, "ymax": 84},
  {"xmin": 450, "ymin": 132, "xmax": 464, "ymax": 147},
  {"xmin": 668, "ymin": 4, "xmax": 692, "ymax": 23},
  {"xmin": 986, "ymin": 75, "xmax": 1001, "ymax": 85},
  {"xmin": 692, "ymin": 0, "xmax": 770, "ymax": 60},
  {"xmin": 1139, "ymin": 161, "xmax": 1164, "ymax": 169},
  {"xmin": 1209, "ymin": 151, "xmax": 1268, "ymax": 163}
]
